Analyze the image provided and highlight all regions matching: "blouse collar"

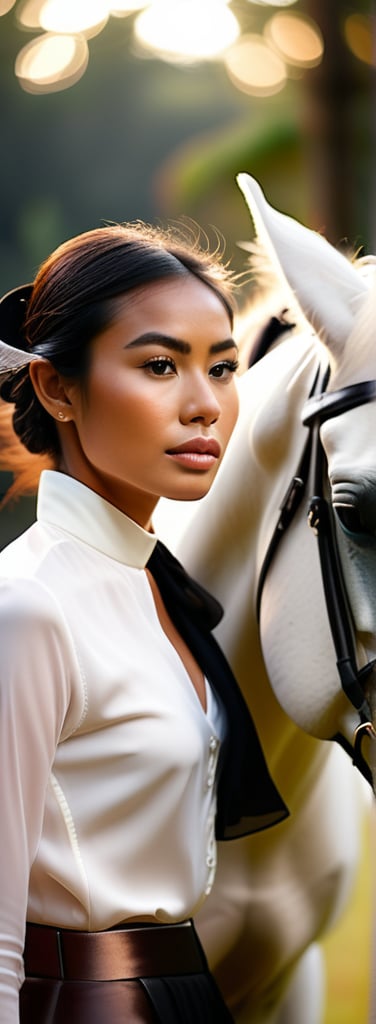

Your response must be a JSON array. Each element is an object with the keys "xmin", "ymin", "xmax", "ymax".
[{"xmin": 37, "ymin": 470, "xmax": 157, "ymax": 568}]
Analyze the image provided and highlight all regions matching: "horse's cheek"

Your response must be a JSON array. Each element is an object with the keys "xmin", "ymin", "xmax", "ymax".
[{"xmin": 259, "ymin": 511, "xmax": 348, "ymax": 739}]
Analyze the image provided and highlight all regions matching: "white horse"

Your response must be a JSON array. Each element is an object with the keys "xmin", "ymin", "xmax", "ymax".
[{"xmin": 155, "ymin": 176, "xmax": 376, "ymax": 1024}]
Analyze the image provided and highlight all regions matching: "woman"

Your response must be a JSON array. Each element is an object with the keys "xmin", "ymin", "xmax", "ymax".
[{"xmin": 0, "ymin": 222, "xmax": 287, "ymax": 1024}]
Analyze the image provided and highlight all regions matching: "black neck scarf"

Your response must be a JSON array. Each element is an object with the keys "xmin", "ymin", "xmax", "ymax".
[{"xmin": 147, "ymin": 541, "xmax": 288, "ymax": 839}]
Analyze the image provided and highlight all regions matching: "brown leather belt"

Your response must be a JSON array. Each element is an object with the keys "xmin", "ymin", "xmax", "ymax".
[{"xmin": 24, "ymin": 920, "xmax": 206, "ymax": 982}]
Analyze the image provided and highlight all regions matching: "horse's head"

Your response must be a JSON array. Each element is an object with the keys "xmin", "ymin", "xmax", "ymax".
[
  {"xmin": 311, "ymin": 288, "xmax": 376, "ymax": 765},
  {"xmin": 238, "ymin": 175, "xmax": 376, "ymax": 767},
  {"xmin": 156, "ymin": 175, "xmax": 376, "ymax": 783}
]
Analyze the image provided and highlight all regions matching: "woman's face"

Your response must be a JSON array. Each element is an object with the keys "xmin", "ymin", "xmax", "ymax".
[{"xmin": 60, "ymin": 275, "xmax": 239, "ymax": 527}]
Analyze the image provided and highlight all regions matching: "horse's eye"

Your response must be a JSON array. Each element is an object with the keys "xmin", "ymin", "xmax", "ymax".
[{"xmin": 335, "ymin": 505, "xmax": 365, "ymax": 535}]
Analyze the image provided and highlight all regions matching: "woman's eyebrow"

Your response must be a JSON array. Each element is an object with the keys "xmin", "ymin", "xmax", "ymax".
[
  {"xmin": 210, "ymin": 338, "xmax": 238, "ymax": 355},
  {"xmin": 125, "ymin": 332, "xmax": 238, "ymax": 354}
]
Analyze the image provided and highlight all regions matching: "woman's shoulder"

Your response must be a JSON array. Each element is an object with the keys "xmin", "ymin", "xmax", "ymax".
[
  {"xmin": 0, "ymin": 526, "xmax": 86, "ymax": 735},
  {"xmin": 0, "ymin": 521, "xmax": 74, "ymax": 634},
  {"xmin": 0, "ymin": 516, "xmax": 72, "ymax": 584}
]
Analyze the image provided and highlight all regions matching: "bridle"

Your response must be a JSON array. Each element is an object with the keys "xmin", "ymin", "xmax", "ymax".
[{"xmin": 256, "ymin": 363, "xmax": 376, "ymax": 786}]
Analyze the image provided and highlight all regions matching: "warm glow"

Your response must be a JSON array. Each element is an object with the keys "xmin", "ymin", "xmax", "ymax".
[
  {"xmin": 225, "ymin": 33, "xmax": 286, "ymax": 96},
  {"xmin": 0, "ymin": 0, "xmax": 16, "ymax": 14},
  {"xmin": 266, "ymin": 12, "xmax": 324, "ymax": 68},
  {"xmin": 134, "ymin": 0, "xmax": 239, "ymax": 63},
  {"xmin": 110, "ymin": 1, "xmax": 151, "ymax": 14},
  {"xmin": 16, "ymin": 0, "xmax": 45, "ymax": 28},
  {"xmin": 245, "ymin": 0, "xmax": 298, "ymax": 6},
  {"xmin": 344, "ymin": 14, "xmax": 375, "ymax": 67},
  {"xmin": 9, "ymin": 0, "xmax": 365, "ymax": 96},
  {"xmin": 15, "ymin": 32, "xmax": 89, "ymax": 92},
  {"xmin": 39, "ymin": 0, "xmax": 109, "ymax": 37}
]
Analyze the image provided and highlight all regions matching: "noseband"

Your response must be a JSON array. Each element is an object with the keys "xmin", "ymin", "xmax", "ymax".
[{"xmin": 257, "ymin": 369, "xmax": 376, "ymax": 786}]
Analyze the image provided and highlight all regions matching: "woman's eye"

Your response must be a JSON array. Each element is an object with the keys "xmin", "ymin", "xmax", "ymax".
[
  {"xmin": 210, "ymin": 359, "xmax": 239, "ymax": 381},
  {"xmin": 143, "ymin": 357, "xmax": 176, "ymax": 376}
]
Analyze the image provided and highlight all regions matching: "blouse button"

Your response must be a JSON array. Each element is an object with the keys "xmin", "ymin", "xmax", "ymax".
[
  {"xmin": 206, "ymin": 735, "xmax": 219, "ymax": 789},
  {"xmin": 205, "ymin": 815, "xmax": 216, "ymax": 893}
]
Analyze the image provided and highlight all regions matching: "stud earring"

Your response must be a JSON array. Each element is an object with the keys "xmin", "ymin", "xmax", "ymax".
[{"xmin": 57, "ymin": 411, "xmax": 66, "ymax": 421}]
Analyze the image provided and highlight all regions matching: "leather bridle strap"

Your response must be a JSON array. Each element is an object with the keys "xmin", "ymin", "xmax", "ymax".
[
  {"xmin": 302, "ymin": 379, "xmax": 376, "ymax": 426},
  {"xmin": 305, "ymin": 425, "xmax": 373, "ymax": 709},
  {"xmin": 304, "ymin": 377, "xmax": 376, "ymax": 1024},
  {"xmin": 255, "ymin": 366, "xmax": 322, "ymax": 622},
  {"xmin": 302, "ymin": 378, "xmax": 376, "ymax": 784},
  {"xmin": 256, "ymin": 369, "xmax": 376, "ymax": 785}
]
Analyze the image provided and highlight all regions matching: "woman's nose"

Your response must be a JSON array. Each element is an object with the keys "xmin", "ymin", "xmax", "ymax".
[{"xmin": 180, "ymin": 375, "xmax": 221, "ymax": 426}]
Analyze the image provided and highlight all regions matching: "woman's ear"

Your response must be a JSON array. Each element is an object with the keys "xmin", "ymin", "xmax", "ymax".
[{"xmin": 29, "ymin": 358, "xmax": 74, "ymax": 423}]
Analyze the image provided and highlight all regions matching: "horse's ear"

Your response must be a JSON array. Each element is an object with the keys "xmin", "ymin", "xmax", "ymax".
[{"xmin": 236, "ymin": 174, "xmax": 369, "ymax": 353}]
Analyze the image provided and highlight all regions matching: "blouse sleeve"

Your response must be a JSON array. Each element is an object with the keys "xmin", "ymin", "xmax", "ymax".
[{"xmin": 0, "ymin": 578, "xmax": 75, "ymax": 1023}]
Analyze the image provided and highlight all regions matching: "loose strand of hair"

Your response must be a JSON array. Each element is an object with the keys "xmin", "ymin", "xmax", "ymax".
[{"xmin": 0, "ymin": 400, "xmax": 53, "ymax": 506}]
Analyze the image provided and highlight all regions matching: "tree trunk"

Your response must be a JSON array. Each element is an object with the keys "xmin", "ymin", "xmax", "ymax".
[{"xmin": 302, "ymin": 0, "xmax": 375, "ymax": 251}]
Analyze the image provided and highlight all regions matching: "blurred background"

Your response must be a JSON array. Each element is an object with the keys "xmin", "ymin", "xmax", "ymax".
[
  {"xmin": 0, "ymin": 0, "xmax": 374, "ymax": 293},
  {"xmin": 0, "ymin": 4, "xmax": 375, "ymax": 1019},
  {"xmin": 1, "ymin": 0, "xmax": 374, "ymax": 536}
]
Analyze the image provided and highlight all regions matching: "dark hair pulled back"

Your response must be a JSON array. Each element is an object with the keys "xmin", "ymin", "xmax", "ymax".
[{"xmin": 0, "ymin": 222, "xmax": 235, "ymax": 458}]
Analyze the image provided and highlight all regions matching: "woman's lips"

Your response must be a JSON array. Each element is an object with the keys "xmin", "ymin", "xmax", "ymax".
[{"xmin": 166, "ymin": 437, "xmax": 220, "ymax": 469}]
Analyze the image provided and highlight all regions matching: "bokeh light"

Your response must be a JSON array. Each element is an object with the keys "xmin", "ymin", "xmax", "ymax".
[
  {"xmin": 15, "ymin": 31, "xmax": 89, "ymax": 92},
  {"xmin": 6, "ymin": 0, "xmax": 367, "ymax": 95},
  {"xmin": 39, "ymin": 0, "xmax": 109, "ymax": 37},
  {"xmin": 134, "ymin": 0, "xmax": 240, "ymax": 63},
  {"xmin": 0, "ymin": 0, "xmax": 16, "ymax": 14},
  {"xmin": 344, "ymin": 14, "xmax": 375, "ymax": 67},
  {"xmin": 244, "ymin": 0, "xmax": 298, "ymax": 6},
  {"xmin": 224, "ymin": 33, "xmax": 287, "ymax": 96},
  {"xmin": 16, "ymin": 0, "xmax": 45, "ymax": 28},
  {"xmin": 265, "ymin": 12, "xmax": 324, "ymax": 68},
  {"xmin": 110, "ymin": 1, "xmax": 151, "ymax": 14}
]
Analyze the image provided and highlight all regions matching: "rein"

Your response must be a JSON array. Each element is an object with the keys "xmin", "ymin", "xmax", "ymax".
[{"xmin": 256, "ymin": 367, "xmax": 376, "ymax": 786}]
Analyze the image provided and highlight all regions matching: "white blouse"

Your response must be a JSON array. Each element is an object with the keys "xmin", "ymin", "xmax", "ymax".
[{"xmin": 0, "ymin": 471, "xmax": 225, "ymax": 1023}]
